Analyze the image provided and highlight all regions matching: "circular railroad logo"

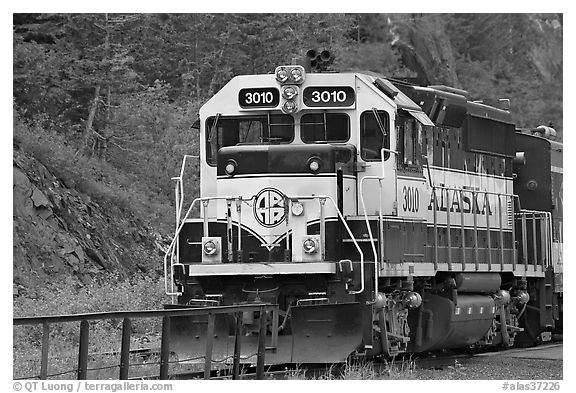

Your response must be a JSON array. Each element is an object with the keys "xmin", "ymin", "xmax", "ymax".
[{"xmin": 253, "ymin": 188, "xmax": 286, "ymax": 228}]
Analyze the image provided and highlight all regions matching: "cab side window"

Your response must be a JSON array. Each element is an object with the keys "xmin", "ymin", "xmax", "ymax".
[
  {"xmin": 397, "ymin": 114, "xmax": 423, "ymax": 171},
  {"xmin": 360, "ymin": 110, "xmax": 390, "ymax": 161}
]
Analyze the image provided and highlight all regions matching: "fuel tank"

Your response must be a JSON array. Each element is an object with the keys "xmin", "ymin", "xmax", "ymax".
[{"xmin": 408, "ymin": 293, "xmax": 496, "ymax": 352}]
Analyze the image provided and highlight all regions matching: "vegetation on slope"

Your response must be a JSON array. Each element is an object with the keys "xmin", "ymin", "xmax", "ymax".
[{"xmin": 12, "ymin": 12, "xmax": 563, "ymax": 297}]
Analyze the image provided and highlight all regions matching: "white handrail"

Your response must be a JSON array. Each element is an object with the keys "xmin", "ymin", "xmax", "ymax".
[
  {"xmin": 164, "ymin": 195, "xmax": 247, "ymax": 296},
  {"xmin": 358, "ymin": 148, "xmax": 398, "ymax": 301},
  {"xmin": 171, "ymin": 155, "xmax": 199, "ymax": 224},
  {"xmin": 171, "ymin": 154, "xmax": 200, "ymax": 299},
  {"xmin": 164, "ymin": 194, "xmax": 366, "ymax": 296}
]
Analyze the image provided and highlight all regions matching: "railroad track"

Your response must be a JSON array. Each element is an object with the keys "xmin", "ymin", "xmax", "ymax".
[
  {"xmin": 397, "ymin": 340, "xmax": 563, "ymax": 371},
  {"xmin": 128, "ymin": 339, "xmax": 562, "ymax": 380}
]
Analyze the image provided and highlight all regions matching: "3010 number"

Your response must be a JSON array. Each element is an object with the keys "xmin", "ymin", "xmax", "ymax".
[
  {"xmin": 303, "ymin": 86, "xmax": 355, "ymax": 107},
  {"xmin": 245, "ymin": 91, "xmax": 275, "ymax": 104},
  {"xmin": 402, "ymin": 186, "xmax": 420, "ymax": 213},
  {"xmin": 311, "ymin": 90, "xmax": 348, "ymax": 103},
  {"xmin": 238, "ymin": 88, "xmax": 279, "ymax": 108}
]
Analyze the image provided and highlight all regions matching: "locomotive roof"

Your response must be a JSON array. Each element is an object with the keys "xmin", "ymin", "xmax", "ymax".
[{"xmin": 201, "ymin": 67, "xmax": 515, "ymax": 131}]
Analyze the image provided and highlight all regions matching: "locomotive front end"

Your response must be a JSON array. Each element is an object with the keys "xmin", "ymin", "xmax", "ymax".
[{"xmin": 167, "ymin": 59, "xmax": 372, "ymax": 364}]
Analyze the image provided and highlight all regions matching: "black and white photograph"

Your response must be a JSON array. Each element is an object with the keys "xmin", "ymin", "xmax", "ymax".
[{"xmin": 10, "ymin": 7, "xmax": 566, "ymax": 388}]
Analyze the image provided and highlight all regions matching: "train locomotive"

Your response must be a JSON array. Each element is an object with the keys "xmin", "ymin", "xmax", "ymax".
[{"xmin": 164, "ymin": 50, "xmax": 563, "ymax": 363}]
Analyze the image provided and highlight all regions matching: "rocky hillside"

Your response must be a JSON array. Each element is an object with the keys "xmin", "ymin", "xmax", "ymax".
[{"xmin": 13, "ymin": 140, "xmax": 170, "ymax": 298}]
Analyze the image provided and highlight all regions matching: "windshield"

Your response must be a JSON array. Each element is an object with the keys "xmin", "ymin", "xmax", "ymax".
[
  {"xmin": 301, "ymin": 113, "xmax": 350, "ymax": 143},
  {"xmin": 205, "ymin": 114, "xmax": 294, "ymax": 165}
]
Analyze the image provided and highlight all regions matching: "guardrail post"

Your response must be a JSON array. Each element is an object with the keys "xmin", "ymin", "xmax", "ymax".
[
  {"xmin": 204, "ymin": 312, "xmax": 215, "ymax": 380},
  {"xmin": 270, "ymin": 307, "xmax": 278, "ymax": 350},
  {"xmin": 159, "ymin": 316, "xmax": 170, "ymax": 379},
  {"xmin": 77, "ymin": 319, "xmax": 89, "ymax": 380},
  {"xmin": 232, "ymin": 312, "xmax": 243, "ymax": 380},
  {"xmin": 256, "ymin": 306, "xmax": 266, "ymax": 380},
  {"xmin": 119, "ymin": 318, "xmax": 131, "ymax": 380},
  {"xmin": 40, "ymin": 321, "xmax": 49, "ymax": 380}
]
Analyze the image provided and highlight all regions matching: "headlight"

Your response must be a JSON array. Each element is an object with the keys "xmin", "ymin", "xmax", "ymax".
[
  {"xmin": 276, "ymin": 67, "xmax": 289, "ymax": 83},
  {"xmin": 291, "ymin": 201, "xmax": 304, "ymax": 216},
  {"xmin": 282, "ymin": 86, "xmax": 298, "ymax": 100},
  {"xmin": 275, "ymin": 65, "xmax": 305, "ymax": 85},
  {"xmin": 203, "ymin": 240, "xmax": 218, "ymax": 256},
  {"xmin": 225, "ymin": 160, "xmax": 237, "ymax": 176},
  {"xmin": 290, "ymin": 68, "xmax": 303, "ymax": 83},
  {"xmin": 282, "ymin": 100, "xmax": 297, "ymax": 114},
  {"xmin": 307, "ymin": 157, "xmax": 322, "ymax": 173},
  {"xmin": 303, "ymin": 237, "xmax": 318, "ymax": 254}
]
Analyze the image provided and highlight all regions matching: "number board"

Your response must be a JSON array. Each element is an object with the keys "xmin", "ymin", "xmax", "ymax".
[
  {"xmin": 238, "ymin": 88, "xmax": 280, "ymax": 108},
  {"xmin": 396, "ymin": 177, "xmax": 427, "ymax": 220},
  {"xmin": 303, "ymin": 86, "xmax": 355, "ymax": 107}
]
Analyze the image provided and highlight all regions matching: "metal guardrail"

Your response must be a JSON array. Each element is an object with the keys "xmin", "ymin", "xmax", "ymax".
[{"xmin": 14, "ymin": 304, "xmax": 279, "ymax": 380}]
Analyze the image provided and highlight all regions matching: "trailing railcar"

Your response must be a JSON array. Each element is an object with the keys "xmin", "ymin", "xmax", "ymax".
[{"xmin": 164, "ymin": 52, "xmax": 563, "ymax": 363}]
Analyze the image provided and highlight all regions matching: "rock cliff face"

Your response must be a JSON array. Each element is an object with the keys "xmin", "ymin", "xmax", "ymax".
[
  {"xmin": 528, "ymin": 15, "xmax": 563, "ymax": 84},
  {"xmin": 388, "ymin": 14, "xmax": 562, "ymax": 91},
  {"xmin": 390, "ymin": 14, "xmax": 461, "ymax": 87},
  {"xmin": 13, "ymin": 141, "xmax": 168, "ymax": 297}
]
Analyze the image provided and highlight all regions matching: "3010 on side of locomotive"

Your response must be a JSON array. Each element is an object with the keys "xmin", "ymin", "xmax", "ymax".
[{"xmin": 164, "ymin": 51, "xmax": 563, "ymax": 363}]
